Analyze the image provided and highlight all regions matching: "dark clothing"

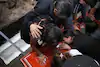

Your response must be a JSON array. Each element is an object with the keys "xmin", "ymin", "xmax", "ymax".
[
  {"xmin": 84, "ymin": 0, "xmax": 100, "ymax": 8},
  {"xmin": 22, "ymin": 0, "xmax": 76, "ymax": 43},
  {"xmin": 51, "ymin": 54, "xmax": 100, "ymax": 67},
  {"xmin": 72, "ymin": 28, "xmax": 100, "ymax": 63},
  {"xmin": 94, "ymin": 8, "xmax": 100, "ymax": 20},
  {"xmin": 21, "ymin": 0, "xmax": 54, "ymax": 43},
  {"xmin": 24, "ymin": 0, "xmax": 78, "ymax": 30},
  {"xmin": 73, "ymin": 0, "xmax": 87, "ymax": 22},
  {"xmin": 62, "ymin": 55, "xmax": 100, "ymax": 67},
  {"xmin": 24, "ymin": 0, "xmax": 53, "ymax": 28}
]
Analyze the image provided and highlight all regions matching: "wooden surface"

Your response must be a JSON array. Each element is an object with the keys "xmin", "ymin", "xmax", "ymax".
[{"xmin": 0, "ymin": 0, "xmax": 36, "ymax": 30}]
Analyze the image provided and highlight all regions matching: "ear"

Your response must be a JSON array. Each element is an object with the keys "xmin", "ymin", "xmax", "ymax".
[
  {"xmin": 54, "ymin": 8, "xmax": 57, "ymax": 12},
  {"xmin": 54, "ymin": 8, "xmax": 58, "ymax": 16}
]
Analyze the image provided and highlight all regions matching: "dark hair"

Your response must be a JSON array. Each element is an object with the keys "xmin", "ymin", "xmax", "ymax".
[
  {"xmin": 54, "ymin": 0, "xmax": 73, "ymax": 18},
  {"xmin": 39, "ymin": 20, "xmax": 63, "ymax": 45}
]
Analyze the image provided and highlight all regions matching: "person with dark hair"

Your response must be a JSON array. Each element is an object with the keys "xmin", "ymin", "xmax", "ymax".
[
  {"xmin": 51, "ymin": 49, "xmax": 100, "ymax": 67},
  {"xmin": 71, "ymin": 0, "xmax": 100, "ymax": 63},
  {"xmin": 53, "ymin": 0, "xmax": 73, "ymax": 31},
  {"xmin": 72, "ymin": 27, "xmax": 100, "ymax": 63},
  {"xmin": 73, "ymin": 0, "xmax": 87, "ymax": 23},
  {"xmin": 22, "ymin": 0, "xmax": 74, "ymax": 43},
  {"xmin": 62, "ymin": 55, "xmax": 100, "ymax": 67},
  {"xmin": 21, "ymin": 0, "xmax": 76, "ymax": 65},
  {"xmin": 61, "ymin": 24, "xmax": 100, "ymax": 64}
]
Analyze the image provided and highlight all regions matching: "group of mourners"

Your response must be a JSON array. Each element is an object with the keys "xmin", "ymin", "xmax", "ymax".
[{"xmin": 21, "ymin": 0, "xmax": 100, "ymax": 67}]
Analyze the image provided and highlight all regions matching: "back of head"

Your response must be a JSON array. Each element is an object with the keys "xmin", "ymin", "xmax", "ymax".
[
  {"xmin": 54, "ymin": 0, "xmax": 73, "ymax": 19},
  {"xmin": 62, "ymin": 55, "xmax": 100, "ymax": 67},
  {"xmin": 40, "ymin": 21, "xmax": 63, "ymax": 46},
  {"xmin": 44, "ymin": 23, "xmax": 63, "ymax": 45}
]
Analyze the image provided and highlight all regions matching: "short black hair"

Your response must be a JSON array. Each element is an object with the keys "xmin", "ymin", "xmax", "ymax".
[
  {"xmin": 40, "ymin": 20, "xmax": 63, "ymax": 45},
  {"xmin": 54, "ymin": 0, "xmax": 73, "ymax": 18}
]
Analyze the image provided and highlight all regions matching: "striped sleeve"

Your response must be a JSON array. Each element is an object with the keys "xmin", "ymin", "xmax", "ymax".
[{"xmin": 73, "ymin": 4, "xmax": 80, "ymax": 14}]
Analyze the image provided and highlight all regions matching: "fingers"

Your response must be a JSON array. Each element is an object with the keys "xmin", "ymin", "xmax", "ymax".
[
  {"xmin": 30, "ymin": 24, "xmax": 43, "ymax": 38},
  {"xmin": 33, "ymin": 29, "xmax": 41, "ymax": 38},
  {"xmin": 37, "ymin": 25, "xmax": 43, "ymax": 29},
  {"xmin": 31, "ymin": 30, "xmax": 37, "ymax": 38},
  {"xmin": 31, "ymin": 30, "xmax": 41, "ymax": 38},
  {"xmin": 38, "ymin": 55, "xmax": 47, "ymax": 65},
  {"xmin": 35, "ymin": 28, "xmax": 42, "ymax": 35},
  {"xmin": 88, "ymin": 14, "xmax": 95, "ymax": 21}
]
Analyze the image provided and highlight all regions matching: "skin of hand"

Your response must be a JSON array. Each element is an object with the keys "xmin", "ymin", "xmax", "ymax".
[
  {"xmin": 88, "ymin": 8, "xmax": 96, "ymax": 20},
  {"xmin": 73, "ymin": 23, "xmax": 80, "ymax": 31},
  {"xmin": 89, "ymin": 8, "xmax": 96, "ymax": 15},
  {"xmin": 38, "ymin": 54, "xmax": 47, "ymax": 65},
  {"xmin": 30, "ymin": 23, "xmax": 43, "ymax": 38}
]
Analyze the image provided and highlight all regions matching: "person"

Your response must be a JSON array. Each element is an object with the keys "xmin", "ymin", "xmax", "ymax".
[
  {"xmin": 61, "ymin": 24, "xmax": 100, "ymax": 64},
  {"xmin": 60, "ymin": 0, "xmax": 100, "ymax": 64},
  {"xmin": 53, "ymin": 0, "xmax": 74, "ymax": 31},
  {"xmin": 73, "ymin": 0, "xmax": 87, "ymax": 23},
  {"xmin": 84, "ymin": 0, "xmax": 100, "ymax": 20},
  {"xmin": 21, "ymin": 0, "xmax": 74, "ymax": 44},
  {"xmin": 51, "ymin": 49, "xmax": 100, "ymax": 67},
  {"xmin": 21, "ymin": 0, "xmax": 75, "ymax": 65},
  {"xmin": 29, "ymin": 20, "xmax": 63, "ymax": 65},
  {"xmin": 72, "ymin": 27, "xmax": 100, "ymax": 62},
  {"xmin": 62, "ymin": 55, "xmax": 100, "ymax": 67}
]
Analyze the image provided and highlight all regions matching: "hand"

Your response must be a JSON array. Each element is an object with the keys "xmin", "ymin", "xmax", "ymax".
[
  {"xmin": 88, "ymin": 14, "xmax": 95, "ymax": 21},
  {"xmin": 88, "ymin": 8, "xmax": 96, "ymax": 21},
  {"xmin": 89, "ymin": 8, "xmax": 96, "ymax": 15},
  {"xmin": 73, "ymin": 20, "xmax": 78, "ymax": 23},
  {"xmin": 74, "ymin": 23, "xmax": 80, "ymax": 31},
  {"xmin": 30, "ymin": 23, "xmax": 43, "ymax": 38},
  {"xmin": 38, "ymin": 54, "xmax": 47, "ymax": 65}
]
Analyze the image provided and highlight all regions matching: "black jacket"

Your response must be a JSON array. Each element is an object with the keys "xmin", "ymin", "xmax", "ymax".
[
  {"xmin": 63, "ymin": 55, "xmax": 99, "ymax": 67},
  {"xmin": 72, "ymin": 28, "xmax": 100, "ymax": 63},
  {"xmin": 21, "ymin": 0, "xmax": 75, "ymax": 43},
  {"xmin": 21, "ymin": 0, "xmax": 54, "ymax": 44}
]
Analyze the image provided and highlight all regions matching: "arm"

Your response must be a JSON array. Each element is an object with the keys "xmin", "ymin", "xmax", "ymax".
[
  {"xmin": 30, "ymin": 36, "xmax": 47, "ymax": 65},
  {"xmin": 23, "ymin": 11, "xmax": 43, "ymax": 38},
  {"xmin": 23, "ymin": 0, "xmax": 51, "ymax": 38},
  {"xmin": 73, "ymin": 4, "xmax": 81, "ymax": 23}
]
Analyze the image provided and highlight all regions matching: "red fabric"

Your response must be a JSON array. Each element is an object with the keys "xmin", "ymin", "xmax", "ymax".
[
  {"xmin": 30, "ymin": 36, "xmax": 55, "ymax": 57},
  {"xmin": 21, "ymin": 36, "xmax": 55, "ymax": 67},
  {"xmin": 20, "ymin": 38, "xmax": 70, "ymax": 67},
  {"xmin": 20, "ymin": 52, "xmax": 51, "ymax": 67}
]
